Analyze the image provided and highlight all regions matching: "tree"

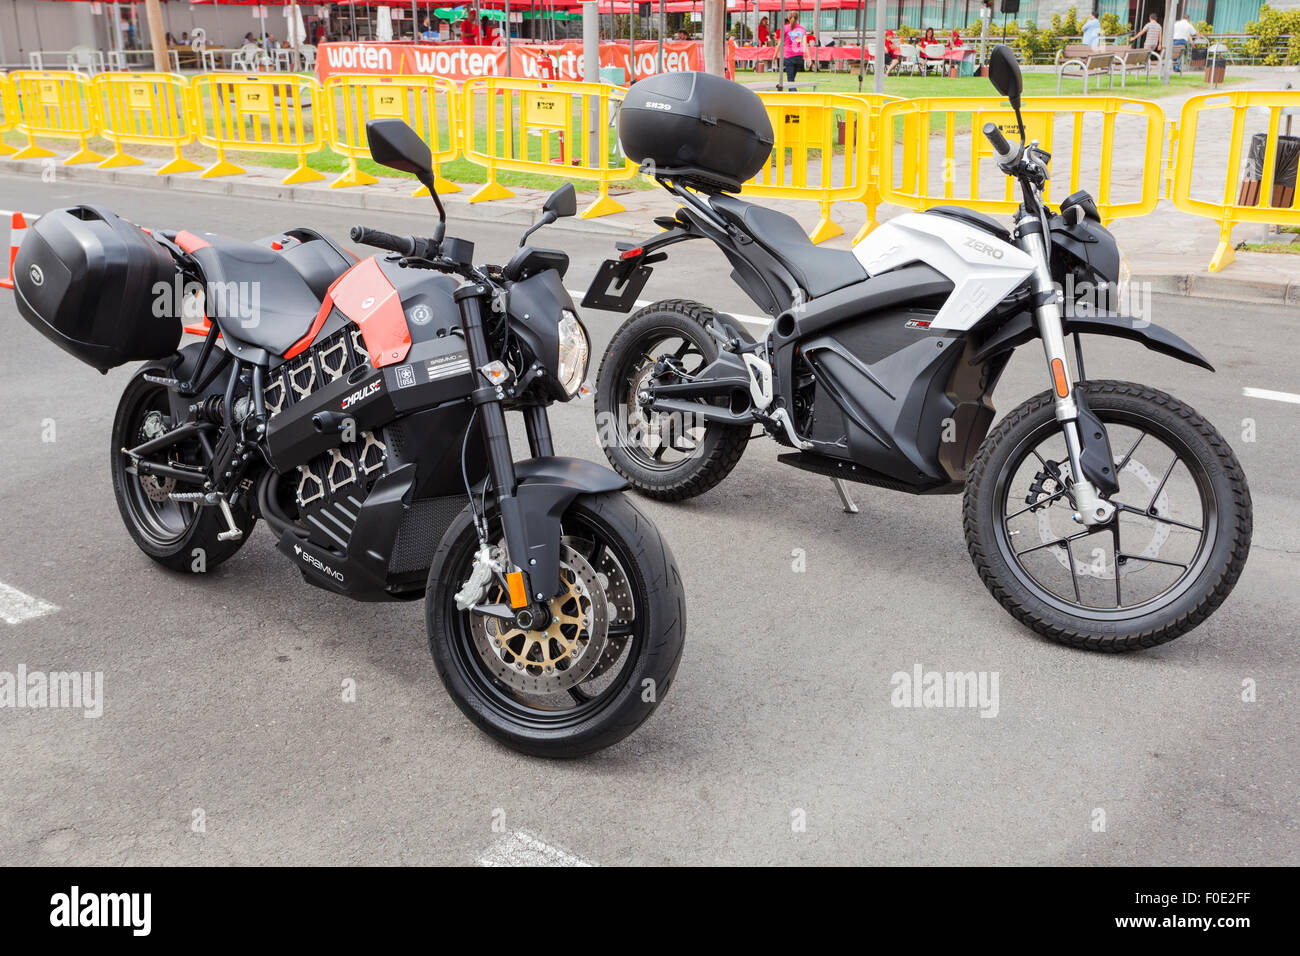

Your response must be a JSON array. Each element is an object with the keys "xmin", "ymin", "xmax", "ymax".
[
  {"xmin": 703, "ymin": 0, "xmax": 725, "ymax": 75},
  {"xmin": 144, "ymin": 0, "xmax": 169, "ymax": 72}
]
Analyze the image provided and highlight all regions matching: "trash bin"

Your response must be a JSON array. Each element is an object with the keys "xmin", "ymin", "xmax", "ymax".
[
  {"xmin": 1237, "ymin": 132, "xmax": 1300, "ymax": 209},
  {"xmin": 1203, "ymin": 44, "xmax": 1229, "ymax": 83}
]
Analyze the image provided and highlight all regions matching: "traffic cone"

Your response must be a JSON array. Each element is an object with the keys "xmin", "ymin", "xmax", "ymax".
[{"xmin": 0, "ymin": 212, "xmax": 32, "ymax": 291}]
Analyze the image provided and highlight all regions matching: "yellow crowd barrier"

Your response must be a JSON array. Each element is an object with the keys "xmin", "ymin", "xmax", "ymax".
[
  {"xmin": 460, "ymin": 77, "xmax": 635, "ymax": 219},
  {"xmin": 877, "ymin": 96, "xmax": 1165, "ymax": 225},
  {"xmin": 1170, "ymin": 90, "xmax": 1300, "ymax": 272},
  {"xmin": 6, "ymin": 71, "xmax": 103, "ymax": 164},
  {"xmin": 188, "ymin": 73, "xmax": 324, "ymax": 185},
  {"xmin": 0, "ymin": 75, "xmax": 18, "ymax": 157},
  {"xmin": 91, "ymin": 72, "xmax": 201, "ymax": 175},
  {"xmin": 743, "ymin": 92, "xmax": 898, "ymax": 245},
  {"xmin": 323, "ymin": 74, "xmax": 460, "ymax": 195},
  {"xmin": 8, "ymin": 69, "xmax": 1300, "ymax": 278}
]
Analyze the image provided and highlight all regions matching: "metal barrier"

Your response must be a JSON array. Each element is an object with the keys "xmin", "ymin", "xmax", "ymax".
[
  {"xmin": 5, "ymin": 71, "xmax": 103, "ymax": 164},
  {"xmin": 323, "ymin": 74, "xmax": 460, "ymax": 195},
  {"xmin": 876, "ymin": 96, "xmax": 1166, "ymax": 224},
  {"xmin": 460, "ymin": 77, "xmax": 635, "ymax": 219},
  {"xmin": 0, "ymin": 75, "xmax": 17, "ymax": 157},
  {"xmin": 189, "ymin": 73, "xmax": 325, "ymax": 185},
  {"xmin": 743, "ymin": 92, "xmax": 897, "ymax": 245},
  {"xmin": 1170, "ymin": 90, "xmax": 1300, "ymax": 272},
  {"xmin": 91, "ymin": 72, "xmax": 201, "ymax": 174}
]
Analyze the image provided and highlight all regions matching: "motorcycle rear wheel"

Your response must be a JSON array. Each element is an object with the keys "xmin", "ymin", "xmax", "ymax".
[
  {"xmin": 594, "ymin": 299, "xmax": 749, "ymax": 501},
  {"xmin": 110, "ymin": 371, "xmax": 253, "ymax": 573},
  {"xmin": 964, "ymin": 380, "xmax": 1251, "ymax": 651}
]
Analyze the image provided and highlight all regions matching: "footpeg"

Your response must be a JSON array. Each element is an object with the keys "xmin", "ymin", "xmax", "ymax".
[
  {"xmin": 142, "ymin": 373, "xmax": 184, "ymax": 389},
  {"xmin": 832, "ymin": 477, "xmax": 859, "ymax": 515}
]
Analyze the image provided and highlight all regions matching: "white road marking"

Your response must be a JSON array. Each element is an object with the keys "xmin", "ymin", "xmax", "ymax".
[
  {"xmin": 567, "ymin": 288, "xmax": 771, "ymax": 330},
  {"xmin": 1243, "ymin": 387, "xmax": 1300, "ymax": 405},
  {"xmin": 0, "ymin": 581, "xmax": 58, "ymax": 625},
  {"xmin": 476, "ymin": 830, "xmax": 594, "ymax": 867}
]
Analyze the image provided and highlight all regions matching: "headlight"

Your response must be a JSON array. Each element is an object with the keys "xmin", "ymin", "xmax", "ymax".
[
  {"xmin": 1113, "ymin": 250, "xmax": 1131, "ymax": 314},
  {"xmin": 556, "ymin": 310, "xmax": 589, "ymax": 397}
]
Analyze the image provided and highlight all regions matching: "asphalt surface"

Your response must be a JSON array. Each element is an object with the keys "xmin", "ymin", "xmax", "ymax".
[{"xmin": 0, "ymin": 172, "xmax": 1296, "ymax": 866}]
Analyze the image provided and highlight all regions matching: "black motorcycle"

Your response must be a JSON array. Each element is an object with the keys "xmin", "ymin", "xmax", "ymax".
[
  {"xmin": 10, "ymin": 119, "xmax": 685, "ymax": 757},
  {"xmin": 585, "ymin": 51, "xmax": 1251, "ymax": 651}
]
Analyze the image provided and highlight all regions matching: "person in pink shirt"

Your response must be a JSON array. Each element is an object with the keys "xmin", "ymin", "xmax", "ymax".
[{"xmin": 781, "ymin": 14, "xmax": 808, "ymax": 83}]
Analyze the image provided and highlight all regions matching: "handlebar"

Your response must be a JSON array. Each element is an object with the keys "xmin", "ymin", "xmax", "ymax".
[
  {"xmin": 982, "ymin": 122, "xmax": 1020, "ymax": 165},
  {"xmin": 349, "ymin": 225, "xmax": 422, "ymax": 257}
]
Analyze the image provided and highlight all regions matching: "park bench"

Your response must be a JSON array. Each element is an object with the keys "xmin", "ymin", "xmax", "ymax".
[
  {"xmin": 1056, "ymin": 44, "xmax": 1115, "ymax": 93},
  {"xmin": 1111, "ymin": 47, "xmax": 1160, "ymax": 87}
]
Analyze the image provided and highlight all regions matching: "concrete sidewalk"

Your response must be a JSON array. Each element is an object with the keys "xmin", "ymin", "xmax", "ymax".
[{"xmin": 3, "ymin": 66, "xmax": 1299, "ymax": 306}]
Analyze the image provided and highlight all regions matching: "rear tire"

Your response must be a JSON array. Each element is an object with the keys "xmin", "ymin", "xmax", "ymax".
[
  {"xmin": 594, "ymin": 299, "xmax": 749, "ymax": 501},
  {"xmin": 110, "ymin": 370, "xmax": 253, "ymax": 573}
]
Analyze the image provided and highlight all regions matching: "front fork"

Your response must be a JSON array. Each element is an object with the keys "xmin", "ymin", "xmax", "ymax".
[
  {"xmin": 453, "ymin": 284, "xmax": 556, "ymax": 613},
  {"xmin": 1016, "ymin": 221, "xmax": 1116, "ymax": 527}
]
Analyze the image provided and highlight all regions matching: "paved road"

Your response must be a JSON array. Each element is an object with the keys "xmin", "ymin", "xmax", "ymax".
[{"xmin": 0, "ymin": 174, "xmax": 1295, "ymax": 866}]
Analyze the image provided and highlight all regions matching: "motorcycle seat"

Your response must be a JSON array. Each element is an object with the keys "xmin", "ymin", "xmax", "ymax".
[
  {"xmin": 177, "ymin": 231, "xmax": 325, "ymax": 357},
  {"xmin": 708, "ymin": 195, "xmax": 867, "ymax": 298}
]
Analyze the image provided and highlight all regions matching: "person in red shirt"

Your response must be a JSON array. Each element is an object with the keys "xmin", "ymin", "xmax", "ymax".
[
  {"xmin": 949, "ymin": 28, "xmax": 963, "ymax": 47},
  {"xmin": 884, "ymin": 28, "xmax": 900, "ymax": 74},
  {"xmin": 482, "ymin": 17, "xmax": 501, "ymax": 46},
  {"xmin": 460, "ymin": 16, "xmax": 480, "ymax": 45},
  {"xmin": 757, "ymin": 16, "xmax": 770, "ymax": 47}
]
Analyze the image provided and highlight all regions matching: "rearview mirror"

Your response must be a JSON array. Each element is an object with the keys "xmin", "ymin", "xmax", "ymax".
[
  {"xmin": 543, "ymin": 183, "xmax": 577, "ymax": 219},
  {"xmin": 988, "ymin": 45, "xmax": 1023, "ymax": 110},
  {"xmin": 366, "ymin": 119, "xmax": 434, "ymax": 185}
]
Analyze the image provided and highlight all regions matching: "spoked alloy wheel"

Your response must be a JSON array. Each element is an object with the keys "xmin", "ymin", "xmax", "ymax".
[
  {"xmin": 594, "ymin": 299, "xmax": 749, "ymax": 501},
  {"xmin": 616, "ymin": 331, "xmax": 712, "ymax": 472},
  {"xmin": 427, "ymin": 491, "xmax": 686, "ymax": 757},
  {"xmin": 965, "ymin": 381, "xmax": 1252, "ymax": 651},
  {"xmin": 118, "ymin": 388, "xmax": 200, "ymax": 548},
  {"xmin": 110, "ymin": 370, "xmax": 253, "ymax": 572}
]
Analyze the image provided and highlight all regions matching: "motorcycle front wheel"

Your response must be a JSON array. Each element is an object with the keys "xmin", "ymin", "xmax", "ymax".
[
  {"xmin": 425, "ymin": 491, "xmax": 686, "ymax": 757},
  {"xmin": 964, "ymin": 380, "xmax": 1252, "ymax": 651}
]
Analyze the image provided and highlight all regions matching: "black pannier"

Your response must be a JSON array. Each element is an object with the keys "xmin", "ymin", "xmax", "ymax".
[
  {"xmin": 619, "ymin": 72, "xmax": 774, "ymax": 193},
  {"xmin": 12, "ymin": 205, "xmax": 180, "ymax": 372}
]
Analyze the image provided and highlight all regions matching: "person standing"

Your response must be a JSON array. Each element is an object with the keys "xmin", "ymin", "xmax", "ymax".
[
  {"xmin": 757, "ymin": 16, "xmax": 770, "ymax": 48},
  {"xmin": 460, "ymin": 15, "xmax": 480, "ymax": 45},
  {"xmin": 781, "ymin": 14, "xmax": 807, "ymax": 84},
  {"xmin": 1171, "ymin": 13, "xmax": 1201, "ymax": 73},
  {"xmin": 1133, "ymin": 13, "xmax": 1162, "ymax": 59},
  {"xmin": 1082, "ymin": 12, "xmax": 1102, "ymax": 50}
]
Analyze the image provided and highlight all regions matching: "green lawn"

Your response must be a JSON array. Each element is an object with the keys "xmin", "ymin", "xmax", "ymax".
[{"xmin": 737, "ymin": 68, "xmax": 1241, "ymax": 100}]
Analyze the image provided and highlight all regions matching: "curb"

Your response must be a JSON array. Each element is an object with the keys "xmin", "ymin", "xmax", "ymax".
[
  {"xmin": 1138, "ymin": 270, "xmax": 1300, "ymax": 307},
  {"xmin": 1, "ymin": 157, "xmax": 1294, "ymax": 305},
  {"xmin": 0, "ymin": 157, "xmax": 660, "ymax": 241}
]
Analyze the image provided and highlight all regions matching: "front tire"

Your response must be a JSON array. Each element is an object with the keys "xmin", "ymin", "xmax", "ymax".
[
  {"xmin": 426, "ymin": 491, "xmax": 686, "ymax": 757},
  {"xmin": 964, "ymin": 380, "xmax": 1251, "ymax": 651}
]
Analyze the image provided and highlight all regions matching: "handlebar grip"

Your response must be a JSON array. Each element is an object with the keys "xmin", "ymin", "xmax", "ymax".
[
  {"xmin": 349, "ymin": 225, "xmax": 419, "ymax": 257},
  {"xmin": 982, "ymin": 122, "xmax": 1017, "ymax": 163}
]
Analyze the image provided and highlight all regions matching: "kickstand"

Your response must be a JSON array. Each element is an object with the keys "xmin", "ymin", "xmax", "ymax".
[{"xmin": 831, "ymin": 477, "xmax": 859, "ymax": 515}]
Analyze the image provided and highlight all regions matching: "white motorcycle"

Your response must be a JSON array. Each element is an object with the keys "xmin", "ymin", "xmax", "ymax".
[{"xmin": 583, "ymin": 48, "xmax": 1251, "ymax": 651}]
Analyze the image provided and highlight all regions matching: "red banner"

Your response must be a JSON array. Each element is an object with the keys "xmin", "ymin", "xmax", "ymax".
[{"xmin": 316, "ymin": 41, "xmax": 720, "ymax": 84}]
